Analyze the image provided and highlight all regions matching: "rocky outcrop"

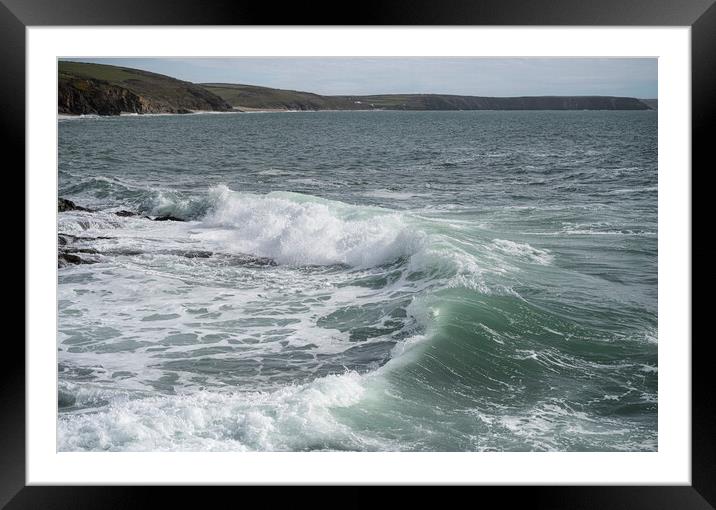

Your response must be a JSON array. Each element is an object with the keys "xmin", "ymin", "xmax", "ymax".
[
  {"xmin": 58, "ymin": 234, "xmax": 100, "ymax": 267},
  {"xmin": 59, "ymin": 61, "xmax": 232, "ymax": 116},
  {"xmin": 57, "ymin": 197, "xmax": 195, "ymax": 266},
  {"xmin": 114, "ymin": 210, "xmax": 139, "ymax": 217},
  {"xmin": 58, "ymin": 198, "xmax": 190, "ymax": 222},
  {"xmin": 58, "ymin": 77, "xmax": 232, "ymax": 116},
  {"xmin": 58, "ymin": 78, "xmax": 145, "ymax": 116},
  {"xmin": 58, "ymin": 252, "xmax": 87, "ymax": 266},
  {"xmin": 57, "ymin": 229, "xmax": 277, "ymax": 269},
  {"xmin": 152, "ymin": 215, "xmax": 186, "ymax": 222},
  {"xmin": 114, "ymin": 210, "xmax": 185, "ymax": 221},
  {"xmin": 58, "ymin": 198, "xmax": 92, "ymax": 212}
]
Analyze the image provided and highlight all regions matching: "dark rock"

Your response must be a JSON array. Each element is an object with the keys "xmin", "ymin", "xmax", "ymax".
[
  {"xmin": 59, "ymin": 78, "xmax": 144, "ymax": 116},
  {"xmin": 58, "ymin": 233, "xmax": 101, "ymax": 267},
  {"xmin": 60, "ymin": 234, "xmax": 114, "ymax": 241},
  {"xmin": 176, "ymin": 108, "xmax": 193, "ymax": 114},
  {"xmin": 58, "ymin": 253, "xmax": 86, "ymax": 266},
  {"xmin": 58, "ymin": 250, "xmax": 101, "ymax": 267},
  {"xmin": 153, "ymin": 215, "xmax": 186, "ymax": 222},
  {"xmin": 58, "ymin": 198, "xmax": 91, "ymax": 212},
  {"xmin": 115, "ymin": 210, "xmax": 139, "ymax": 217},
  {"xmin": 58, "ymin": 233, "xmax": 84, "ymax": 246},
  {"xmin": 63, "ymin": 247, "xmax": 99, "ymax": 255}
]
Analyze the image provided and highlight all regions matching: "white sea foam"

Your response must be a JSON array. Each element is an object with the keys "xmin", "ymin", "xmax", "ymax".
[
  {"xmin": 57, "ymin": 371, "xmax": 385, "ymax": 451},
  {"xmin": 57, "ymin": 289, "xmax": 441, "ymax": 452},
  {"xmin": 57, "ymin": 211, "xmax": 127, "ymax": 234},
  {"xmin": 58, "ymin": 114, "xmax": 101, "ymax": 121},
  {"xmin": 194, "ymin": 185, "xmax": 426, "ymax": 267},
  {"xmin": 490, "ymin": 239, "xmax": 554, "ymax": 265}
]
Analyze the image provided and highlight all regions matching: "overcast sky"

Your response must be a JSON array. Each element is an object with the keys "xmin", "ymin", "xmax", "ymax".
[{"xmin": 64, "ymin": 57, "xmax": 657, "ymax": 98}]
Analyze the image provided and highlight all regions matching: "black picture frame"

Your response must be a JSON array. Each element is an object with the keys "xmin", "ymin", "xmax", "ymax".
[{"xmin": 5, "ymin": 0, "xmax": 712, "ymax": 507}]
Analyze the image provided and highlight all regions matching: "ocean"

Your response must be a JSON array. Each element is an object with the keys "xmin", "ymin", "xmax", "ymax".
[{"xmin": 57, "ymin": 110, "xmax": 657, "ymax": 451}]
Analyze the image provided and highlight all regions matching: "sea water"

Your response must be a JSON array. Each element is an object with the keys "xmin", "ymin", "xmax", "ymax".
[{"xmin": 57, "ymin": 110, "xmax": 657, "ymax": 451}]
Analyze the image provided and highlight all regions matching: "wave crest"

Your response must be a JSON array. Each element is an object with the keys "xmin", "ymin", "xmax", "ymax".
[
  {"xmin": 196, "ymin": 185, "xmax": 426, "ymax": 267},
  {"xmin": 57, "ymin": 372, "xmax": 385, "ymax": 451}
]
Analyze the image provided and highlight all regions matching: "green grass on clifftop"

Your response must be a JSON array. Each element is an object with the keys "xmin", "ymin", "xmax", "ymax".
[
  {"xmin": 204, "ymin": 83, "xmax": 653, "ymax": 111},
  {"xmin": 59, "ymin": 61, "xmax": 232, "ymax": 115},
  {"xmin": 201, "ymin": 83, "xmax": 361, "ymax": 110}
]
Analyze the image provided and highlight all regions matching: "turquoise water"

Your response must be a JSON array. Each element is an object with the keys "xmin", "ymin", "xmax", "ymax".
[{"xmin": 57, "ymin": 110, "xmax": 657, "ymax": 451}]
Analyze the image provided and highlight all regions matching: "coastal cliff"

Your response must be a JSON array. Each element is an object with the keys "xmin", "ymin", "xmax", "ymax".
[
  {"xmin": 337, "ymin": 94, "xmax": 652, "ymax": 111},
  {"xmin": 59, "ymin": 61, "xmax": 655, "ymax": 115},
  {"xmin": 59, "ymin": 61, "xmax": 232, "ymax": 115},
  {"xmin": 203, "ymin": 83, "xmax": 654, "ymax": 111}
]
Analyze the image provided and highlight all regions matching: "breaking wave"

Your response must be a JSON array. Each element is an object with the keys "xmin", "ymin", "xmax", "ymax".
[{"xmin": 57, "ymin": 183, "xmax": 657, "ymax": 452}]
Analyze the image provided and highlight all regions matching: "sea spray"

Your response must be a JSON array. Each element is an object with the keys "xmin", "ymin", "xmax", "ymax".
[{"xmin": 197, "ymin": 185, "xmax": 427, "ymax": 267}]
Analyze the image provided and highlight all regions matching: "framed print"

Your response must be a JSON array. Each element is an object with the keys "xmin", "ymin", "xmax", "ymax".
[{"xmin": 6, "ymin": 0, "xmax": 712, "ymax": 506}]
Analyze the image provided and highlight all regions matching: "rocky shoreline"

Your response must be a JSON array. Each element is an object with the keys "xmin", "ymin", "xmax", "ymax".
[
  {"xmin": 57, "ymin": 197, "xmax": 186, "ymax": 267},
  {"xmin": 58, "ymin": 197, "xmax": 186, "ymax": 221},
  {"xmin": 57, "ymin": 197, "xmax": 276, "ymax": 268}
]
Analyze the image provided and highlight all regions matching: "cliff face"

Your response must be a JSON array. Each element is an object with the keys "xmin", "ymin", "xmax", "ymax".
[
  {"xmin": 59, "ymin": 78, "xmax": 145, "ymax": 115},
  {"xmin": 59, "ymin": 61, "xmax": 232, "ymax": 116}
]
